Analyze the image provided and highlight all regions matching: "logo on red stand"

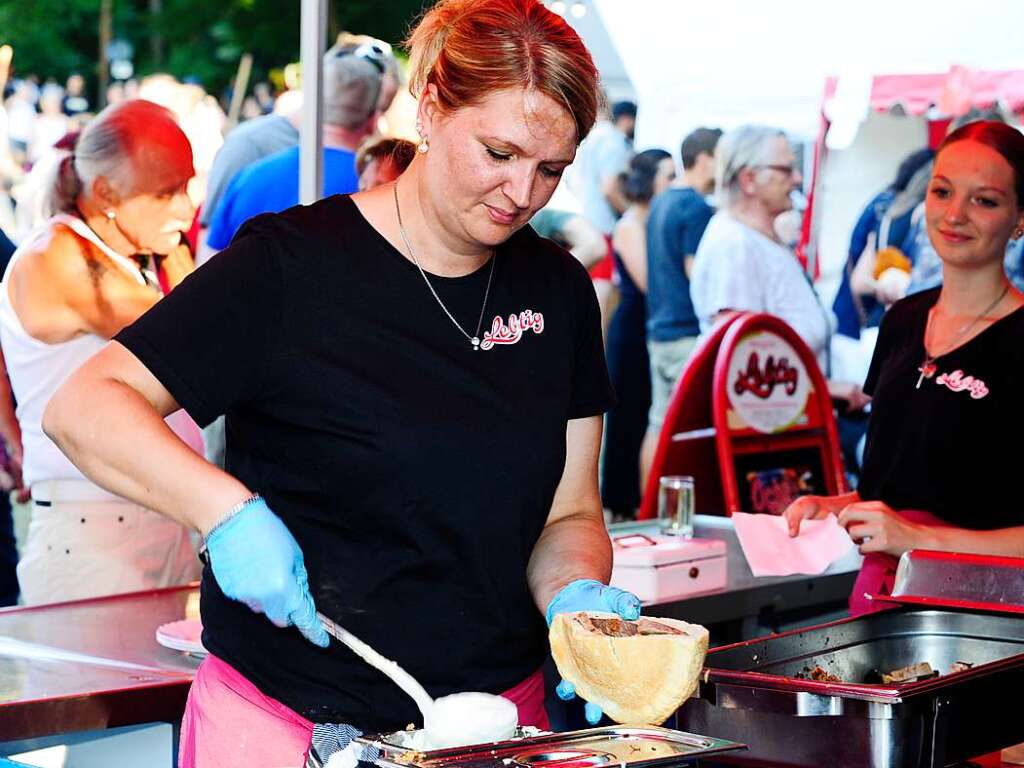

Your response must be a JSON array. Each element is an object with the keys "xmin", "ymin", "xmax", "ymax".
[
  {"xmin": 726, "ymin": 331, "xmax": 811, "ymax": 434},
  {"xmin": 733, "ymin": 353, "xmax": 800, "ymax": 399}
]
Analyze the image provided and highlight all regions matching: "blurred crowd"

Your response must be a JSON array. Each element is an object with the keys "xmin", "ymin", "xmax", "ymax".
[
  {"xmin": 0, "ymin": 24, "xmax": 1021, "ymax": 608},
  {"xmin": 0, "ymin": 33, "xmax": 419, "ymax": 606}
]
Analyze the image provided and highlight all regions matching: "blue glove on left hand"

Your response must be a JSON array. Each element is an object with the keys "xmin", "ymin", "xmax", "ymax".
[{"xmin": 546, "ymin": 579, "xmax": 642, "ymax": 725}]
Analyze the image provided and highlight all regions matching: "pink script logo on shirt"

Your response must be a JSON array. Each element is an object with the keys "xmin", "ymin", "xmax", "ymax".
[
  {"xmin": 480, "ymin": 310, "xmax": 544, "ymax": 350},
  {"xmin": 935, "ymin": 369, "xmax": 989, "ymax": 399}
]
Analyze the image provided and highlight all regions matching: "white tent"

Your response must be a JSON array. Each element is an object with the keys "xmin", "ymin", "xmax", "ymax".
[
  {"xmin": 584, "ymin": 0, "xmax": 1024, "ymax": 144},
  {"xmin": 558, "ymin": 0, "xmax": 1024, "ymax": 297}
]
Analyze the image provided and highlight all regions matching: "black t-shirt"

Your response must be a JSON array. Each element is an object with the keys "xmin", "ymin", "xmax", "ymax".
[
  {"xmin": 859, "ymin": 288, "xmax": 1024, "ymax": 529},
  {"xmin": 115, "ymin": 194, "xmax": 614, "ymax": 731}
]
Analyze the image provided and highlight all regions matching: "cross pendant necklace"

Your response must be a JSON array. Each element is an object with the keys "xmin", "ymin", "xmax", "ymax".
[
  {"xmin": 916, "ymin": 284, "xmax": 1009, "ymax": 389},
  {"xmin": 915, "ymin": 360, "xmax": 937, "ymax": 390}
]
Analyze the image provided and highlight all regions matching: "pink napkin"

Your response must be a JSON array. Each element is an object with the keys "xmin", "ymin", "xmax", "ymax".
[{"xmin": 732, "ymin": 512, "xmax": 855, "ymax": 576}]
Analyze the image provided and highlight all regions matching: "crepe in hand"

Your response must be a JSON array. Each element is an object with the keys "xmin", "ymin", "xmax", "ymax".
[{"xmin": 549, "ymin": 612, "xmax": 709, "ymax": 725}]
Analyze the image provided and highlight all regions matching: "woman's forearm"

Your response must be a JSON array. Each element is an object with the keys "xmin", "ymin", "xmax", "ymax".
[
  {"xmin": 921, "ymin": 525, "xmax": 1024, "ymax": 558},
  {"xmin": 43, "ymin": 375, "xmax": 248, "ymax": 535},
  {"xmin": 0, "ymin": 391, "xmax": 20, "ymax": 452},
  {"xmin": 0, "ymin": 346, "xmax": 21, "ymax": 450},
  {"xmin": 527, "ymin": 512, "xmax": 612, "ymax": 615}
]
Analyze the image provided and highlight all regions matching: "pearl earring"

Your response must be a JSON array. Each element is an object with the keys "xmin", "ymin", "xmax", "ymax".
[
  {"xmin": 415, "ymin": 120, "xmax": 429, "ymax": 153},
  {"xmin": 105, "ymin": 209, "xmax": 116, "ymax": 220}
]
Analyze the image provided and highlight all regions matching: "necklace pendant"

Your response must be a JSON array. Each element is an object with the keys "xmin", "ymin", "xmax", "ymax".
[
  {"xmin": 471, "ymin": 336, "xmax": 480, "ymax": 350},
  {"xmin": 916, "ymin": 360, "xmax": 937, "ymax": 389}
]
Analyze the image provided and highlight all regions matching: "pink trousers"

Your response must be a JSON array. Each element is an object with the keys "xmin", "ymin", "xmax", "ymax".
[{"xmin": 179, "ymin": 654, "xmax": 550, "ymax": 768}]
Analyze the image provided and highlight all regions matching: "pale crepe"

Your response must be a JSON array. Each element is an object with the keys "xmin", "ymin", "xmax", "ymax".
[{"xmin": 549, "ymin": 611, "xmax": 709, "ymax": 725}]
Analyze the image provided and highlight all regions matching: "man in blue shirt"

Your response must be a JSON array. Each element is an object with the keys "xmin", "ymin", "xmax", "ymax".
[
  {"xmin": 205, "ymin": 49, "xmax": 383, "ymax": 253},
  {"xmin": 640, "ymin": 127, "xmax": 721, "ymax": 482},
  {"xmin": 570, "ymin": 100, "xmax": 635, "ymax": 236}
]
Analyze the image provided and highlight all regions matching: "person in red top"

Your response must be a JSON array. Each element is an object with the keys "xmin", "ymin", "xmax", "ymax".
[{"xmin": 784, "ymin": 121, "xmax": 1024, "ymax": 614}]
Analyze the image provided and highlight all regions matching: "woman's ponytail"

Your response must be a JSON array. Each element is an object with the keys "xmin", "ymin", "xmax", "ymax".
[{"xmin": 44, "ymin": 154, "xmax": 82, "ymax": 217}]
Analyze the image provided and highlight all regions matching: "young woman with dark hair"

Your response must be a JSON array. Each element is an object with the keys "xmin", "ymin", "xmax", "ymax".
[
  {"xmin": 602, "ymin": 149, "xmax": 674, "ymax": 518},
  {"xmin": 786, "ymin": 121, "xmax": 1024, "ymax": 614}
]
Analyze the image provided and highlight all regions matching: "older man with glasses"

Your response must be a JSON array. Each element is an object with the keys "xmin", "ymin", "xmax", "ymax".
[
  {"xmin": 690, "ymin": 125, "xmax": 868, "ymax": 408},
  {"xmin": 690, "ymin": 126, "xmax": 820, "ymax": 353}
]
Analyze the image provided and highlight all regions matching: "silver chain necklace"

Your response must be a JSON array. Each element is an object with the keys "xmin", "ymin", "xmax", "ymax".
[
  {"xmin": 393, "ymin": 183, "xmax": 495, "ymax": 350},
  {"xmin": 916, "ymin": 283, "xmax": 1009, "ymax": 389}
]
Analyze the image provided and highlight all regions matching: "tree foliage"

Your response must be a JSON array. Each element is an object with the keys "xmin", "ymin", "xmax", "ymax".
[
  {"xmin": 0, "ymin": 0, "xmax": 427, "ymax": 101},
  {"xmin": 0, "ymin": 0, "xmax": 100, "ymax": 83}
]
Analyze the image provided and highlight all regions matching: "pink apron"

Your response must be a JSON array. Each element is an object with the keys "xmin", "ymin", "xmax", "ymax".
[
  {"xmin": 179, "ymin": 654, "xmax": 550, "ymax": 768},
  {"xmin": 847, "ymin": 509, "xmax": 949, "ymax": 616}
]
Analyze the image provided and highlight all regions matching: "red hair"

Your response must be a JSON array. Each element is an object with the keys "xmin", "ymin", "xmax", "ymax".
[{"xmin": 405, "ymin": 0, "xmax": 599, "ymax": 144}]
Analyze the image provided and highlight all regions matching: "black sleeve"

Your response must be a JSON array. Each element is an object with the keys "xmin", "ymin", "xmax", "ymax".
[
  {"xmin": 566, "ymin": 256, "xmax": 616, "ymax": 419},
  {"xmin": 115, "ymin": 224, "xmax": 284, "ymax": 427}
]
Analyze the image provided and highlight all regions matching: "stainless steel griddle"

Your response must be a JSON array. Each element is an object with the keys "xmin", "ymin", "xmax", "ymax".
[
  {"xmin": 307, "ymin": 725, "xmax": 744, "ymax": 768},
  {"xmin": 678, "ymin": 550, "xmax": 1024, "ymax": 767}
]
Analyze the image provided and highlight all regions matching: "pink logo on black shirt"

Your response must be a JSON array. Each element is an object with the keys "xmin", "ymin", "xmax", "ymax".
[
  {"xmin": 935, "ymin": 369, "xmax": 989, "ymax": 399},
  {"xmin": 480, "ymin": 310, "xmax": 544, "ymax": 350}
]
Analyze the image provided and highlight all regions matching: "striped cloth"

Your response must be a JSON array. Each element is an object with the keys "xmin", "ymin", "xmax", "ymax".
[{"xmin": 310, "ymin": 722, "xmax": 381, "ymax": 767}]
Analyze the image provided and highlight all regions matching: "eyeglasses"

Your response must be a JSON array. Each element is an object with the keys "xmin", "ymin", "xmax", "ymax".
[{"xmin": 756, "ymin": 164, "xmax": 798, "ymax": 176}]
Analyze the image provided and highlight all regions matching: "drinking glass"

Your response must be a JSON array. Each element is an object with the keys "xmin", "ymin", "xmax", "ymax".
[{"xmin": 658, "ymin": 475, "xmax": 695, "ymax": 538}]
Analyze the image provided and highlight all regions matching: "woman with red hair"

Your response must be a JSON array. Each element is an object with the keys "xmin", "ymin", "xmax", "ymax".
[{"xmin": 43, "ymin": 1, "xmax": 640, "ymax": 765}]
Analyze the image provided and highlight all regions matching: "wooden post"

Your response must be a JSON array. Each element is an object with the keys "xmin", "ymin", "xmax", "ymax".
[
  {"xmin": 149, "ymin": 0, "xmax": 164, "ymax": 68},
  {"xmin": 226, "ymin": 53, "xmax": 254, "ymax": 130},
  {"xmin": 99, "ymin": 0, "xmax": 113, "ymax": 109}
]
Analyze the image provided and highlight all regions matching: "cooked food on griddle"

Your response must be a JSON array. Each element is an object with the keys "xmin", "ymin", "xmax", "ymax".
[
  {"xmin": 792, "ymin": 658, "xmax": 978, "ymax": 685},
  {"xmin": 880, "ymin": 662, "xmax": 939, "ymax": 684},
  {"xmin": 794, "ymin": 665, "xmax": 844, "ymax": 683}
]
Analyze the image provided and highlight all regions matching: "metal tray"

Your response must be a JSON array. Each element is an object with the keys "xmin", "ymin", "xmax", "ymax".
[
  {"xmin": 680, "ymin": 606, "xmax": 1024, "ymax": 767},
  {"xmin": 871, "ymin": 549, "xmax": 1024, "ymax": 614},
  {"xmin": 357, "ymin": 725, "xmax": 744, "ymax": 768},
  {"xmin": 701, "ymin": 605, "xmax": 1024, "ymax": 699}
]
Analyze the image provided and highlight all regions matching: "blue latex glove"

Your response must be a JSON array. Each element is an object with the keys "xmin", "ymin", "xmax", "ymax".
[
  {"xmin": 205, "ymin": 497, "xmax": 329, "ymax": 648},
  {"xmin": 546, "ymin": 579, "xmax": 642, "ymax": 725}
]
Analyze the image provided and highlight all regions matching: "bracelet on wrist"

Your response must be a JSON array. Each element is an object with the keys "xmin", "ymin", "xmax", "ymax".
[{"xmin": 198, "ymin": 493, "xmax": 263, "ymax": 561}]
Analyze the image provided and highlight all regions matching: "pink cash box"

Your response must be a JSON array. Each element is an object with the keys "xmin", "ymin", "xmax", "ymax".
[{"xmin": 609, "ymin": 533, "xmax": 728, "ymax": 604}]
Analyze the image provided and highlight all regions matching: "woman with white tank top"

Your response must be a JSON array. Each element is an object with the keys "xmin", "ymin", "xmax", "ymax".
[{"xmin": 0, "ymin": 100, "xmax": 202, "ymax": 604}]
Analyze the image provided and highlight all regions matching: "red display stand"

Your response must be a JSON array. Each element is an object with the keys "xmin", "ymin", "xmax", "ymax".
[{"xmin": 639, "ymin": 312, "xmax": 847, "ymax": 519}]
